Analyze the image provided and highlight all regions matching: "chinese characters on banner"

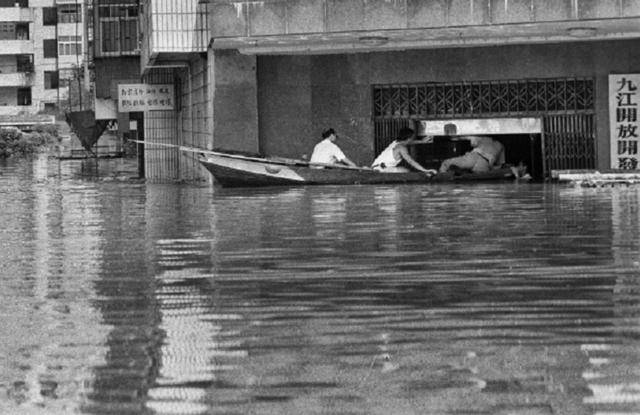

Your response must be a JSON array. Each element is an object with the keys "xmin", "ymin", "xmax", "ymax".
[
  {"xmin": 118, "ymin": 84, "xmax": 174, "ymax": 112},
  {"xmin": 610, "ymin": 74, "xmax": 640, "ymax": 170}
]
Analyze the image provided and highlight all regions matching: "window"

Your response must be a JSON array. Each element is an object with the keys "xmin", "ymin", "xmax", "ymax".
[
  {"xmin": 101, "ymin": 20, "xmax": 118, "ymax": 52},
  {"xmin": 16, "ymin": 55, "xmax": 33, "ymax": 73},
  {"xmin": 17, "ymin": 88, "xmax": 31, "ymax": 106},
  {"xmin": 44, "ymin": 71, "xmax": 59, "ymax": 89},
  {"xmin": 58, "ymin": 4, "xmax": 81, "ymax": 24},
  {"xmin": 0, "ymin": 22, "xmax": 28, "ymax": 41},
  {"xmin": 98, "ymin": 4, "xmax": 139, "ymax": 55},
  {"xmin": 98, "ymin": 5, "xmax": 138, "ymax": 18},
  {"xmin": 44, "ymin": 103, "xmax": 56, "ymax": 112},
  {"xmin": 120, "ymin": 19, "xmax": 137, "ymax": 52},
  {"xmin": 0, "ymin": 23, "xmax": 15, "ymax": 40},
  {"xmin": 43, "ymin": 39, "xmax": 57, "ymax": 58},
  {"xmin": 58, "ymin": 36, "xmax": 81, "ymax": 55},
  {"xmin": 43, "ymin": 7, "xmax": 57, "ymax": 26},
  {"xmin": 0, "ymin": 0, "xmax": 27, "ymax": 6},
  {"xmin": 16, "ymin": 23, "xmax": 28, "ymax": 40}
]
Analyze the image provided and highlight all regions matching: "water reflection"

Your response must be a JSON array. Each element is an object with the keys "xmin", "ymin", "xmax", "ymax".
[
  {"xmin": 0, "ymin": 156, "xmax": 109, "ymax": 414},
  {"xmin": 1, "ymin": 158, "xmax": 640, "ymax": 414}
]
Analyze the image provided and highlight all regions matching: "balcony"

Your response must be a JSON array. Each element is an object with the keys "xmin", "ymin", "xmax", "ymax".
[
  {"xmin": 0, "ymin": 6, "xmax": 32, "ymax": 22},
  {"xmin": 0, "ymin": 72, "xmax": 32, "ymax": 87},
  {"xmin": 0, "ymin": 40, "xmax": 33, "ymax": 55}
]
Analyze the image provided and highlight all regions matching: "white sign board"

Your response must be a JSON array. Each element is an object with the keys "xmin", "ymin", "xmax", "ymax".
[
  {"xmin": 118, "ymin": 84, "xmax": 174, "ymax": 112},
  {"xmin": 609, "ymin": 74, "xmax": 640, "ymax": 170},
  {"xmin": 417, "ymin": 117, "xmax": 541, "ymax": 136}
]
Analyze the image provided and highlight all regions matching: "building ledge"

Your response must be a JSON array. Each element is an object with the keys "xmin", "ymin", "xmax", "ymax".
[{"xmin": 210, "ymin": 17, "xmax": 640, "ymax": 54}]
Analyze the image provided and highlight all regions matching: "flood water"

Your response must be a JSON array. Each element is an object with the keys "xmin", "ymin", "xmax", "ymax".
[{"xmin": 1, "ymin": 155, "xmax": 640, "ymax": 415}]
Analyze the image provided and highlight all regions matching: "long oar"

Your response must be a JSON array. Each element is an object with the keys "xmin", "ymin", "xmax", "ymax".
[{"xmin": 127, "ymin": 140, "xmax": 373, "ymax": 172}]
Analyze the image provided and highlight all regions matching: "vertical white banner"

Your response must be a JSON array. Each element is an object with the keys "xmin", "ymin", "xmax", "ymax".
[{"xmin": 609, "ymin": 74, "xmax": 640, "ymax": 170}]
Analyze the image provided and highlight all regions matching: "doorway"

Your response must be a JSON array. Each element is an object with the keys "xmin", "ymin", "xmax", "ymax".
[{"xmin": 372, "ymin": 78, "xmax": 595, "ymax": 178}]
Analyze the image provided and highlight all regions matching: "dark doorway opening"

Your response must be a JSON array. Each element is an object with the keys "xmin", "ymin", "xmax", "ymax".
[{"xmin": 410, "ymin": 134, "xmax": 544, "ymax": 180}]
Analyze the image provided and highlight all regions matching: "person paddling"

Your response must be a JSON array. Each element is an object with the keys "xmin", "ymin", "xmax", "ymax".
[{"xmin": 310, "ymin": 128, "xmax": 358, "ymax": 168}]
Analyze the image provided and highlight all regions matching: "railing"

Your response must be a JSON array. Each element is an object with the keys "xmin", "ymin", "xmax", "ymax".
[
  {"xmin": 0, "ymin": 40, "xmax": 33, "ymax": 55},
  {"xmin": 0, "ymin": 72, "xmax": 32, "ymax": 87}
]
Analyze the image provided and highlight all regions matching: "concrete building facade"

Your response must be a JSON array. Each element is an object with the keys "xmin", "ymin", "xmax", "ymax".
[
  {"xmin": 134, "ymin": 0, "xmax": 640, "ymax": 181},
  {"xmin": 0, "ymin": 0, "xmax": 87, "ymax": 117},
  {"xmin": 92, "ymin": 0, "xmax": 141, "ymax": 128},
  {"xmin": 137, "ymin": 0, "xmax": 210, "ymax": 181}
]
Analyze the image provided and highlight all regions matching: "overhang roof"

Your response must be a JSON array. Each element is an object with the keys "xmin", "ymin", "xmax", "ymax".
[{"xmin": 209, "ymin": 17, "xmax": 640, "ymax": 54}]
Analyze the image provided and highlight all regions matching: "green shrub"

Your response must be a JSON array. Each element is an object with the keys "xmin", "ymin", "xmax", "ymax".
[
  {"xmin": 32, "ymin": 124, "xmax": 59, "ymax": 139},
  {"xmin": 0, "ymin": 126, "xmax": 58, "ymax": 158}
]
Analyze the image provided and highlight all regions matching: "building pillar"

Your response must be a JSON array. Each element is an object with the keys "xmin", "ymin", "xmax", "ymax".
[{"xmin": 209, "ymin": 49, "xmax": 259, "ymax": 153}]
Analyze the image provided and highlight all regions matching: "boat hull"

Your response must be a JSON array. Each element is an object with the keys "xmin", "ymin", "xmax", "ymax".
[{"xmin": 198, "ymin": 153, "xmax": 518, "ymax": 187}]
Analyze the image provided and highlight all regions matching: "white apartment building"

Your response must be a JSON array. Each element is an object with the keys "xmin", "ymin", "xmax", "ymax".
[{"xmin": 0, "ymin": 0, "xmax": 86, "ymax": 117}]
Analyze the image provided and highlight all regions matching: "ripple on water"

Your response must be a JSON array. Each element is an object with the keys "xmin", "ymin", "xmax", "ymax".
[{"xmin": 1, "ymin": 159, "xmax": 640, "ymax": 414}]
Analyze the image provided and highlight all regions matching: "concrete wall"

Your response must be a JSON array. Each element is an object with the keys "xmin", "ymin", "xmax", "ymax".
[
  {"xmin": 209, "ymin": 0, "xmax": 640, "ymax": 38},
  {"xmin": 211, "ymin": 49, "xmax": 258, "ymax": 153},
  {"xmin": 94, "ymin": 57, "xmax": 140, "ymax": 99},
  {"xmin": 144, "ymin": 69, "xmax": 179, "ymax": 182},
  {"xmin": 257, "ymin": 39, "xmax": 640, "ymax": 170},
  {"xmin": 177, "ymin": 55, "xmax": 211, "ymax": 182}
]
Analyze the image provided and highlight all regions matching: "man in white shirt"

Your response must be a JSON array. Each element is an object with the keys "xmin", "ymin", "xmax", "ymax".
[{"xmin": 310, "ymin": 128, "xmax": 357, "ymax": 167}]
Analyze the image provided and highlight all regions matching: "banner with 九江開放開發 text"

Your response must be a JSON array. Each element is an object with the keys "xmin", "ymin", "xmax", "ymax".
[
  {"xmin": 118, "ymin": 84, "xmax": 174, "ymax": 112},
  {"xmin": 610, "ymin": 74, "xmax": 640, "ymax": 170}
]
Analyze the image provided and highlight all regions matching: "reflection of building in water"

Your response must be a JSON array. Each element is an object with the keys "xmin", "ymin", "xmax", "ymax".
[
  {"xmin": 578, "ymin": 189, "xmax": 640, "ymax": 413},
  {"xmin": 129, "ymin": 185, "xmax": 248, "ymax": 414},
  {"xmin": 145, "ymin": 239, "xmax": 247, "ymax": 414},
  {"xmin": 373, "ymin": 187, "xmax": 401, "ymax": 250},
  {"xmin": 11, "ymin": 156, "xmax": 109, "ymax": 412},
  {"xmin": 81, "ymin": 182, "xmax": 160, "ymax": 414},
  {"xmin": 611, "ymin": 190, "xmax": 640, "ymax": 267},
  {"xmin": 311, "ymin": 191, "xmax": 347, "ymax": 242}
]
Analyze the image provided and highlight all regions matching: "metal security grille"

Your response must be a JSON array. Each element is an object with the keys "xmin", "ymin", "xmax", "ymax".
[
  {"xmin": 372, "ymin": 78, "xmax": 595, "ymax": 176},
  {"xmin": 543, "ymin": 114, "xmax": 596, "ymax": 172},
  {"xmin": 373, "ymin": 78, "xmax": 594, "ymax": 118}
]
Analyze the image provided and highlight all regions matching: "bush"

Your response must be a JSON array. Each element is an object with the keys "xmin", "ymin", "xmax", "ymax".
[
  {"xmin": 32, "ymin": 124, "xmax": 59, "ymax": 140},
  {"xmin": 0, "ymin": 126, "xmax": 59, "ymax": 158}
]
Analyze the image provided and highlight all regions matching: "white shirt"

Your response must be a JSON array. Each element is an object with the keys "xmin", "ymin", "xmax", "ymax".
[
  {"xmin": 372, "ymin": 141, "xmax": 401, "ymax": 169},
  {"xmin": 310, "ymin": 138, "xmax": 346, "ymax": 164}
]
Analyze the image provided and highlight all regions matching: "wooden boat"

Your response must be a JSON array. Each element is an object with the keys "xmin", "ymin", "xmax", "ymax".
[{"xmin": 197, "ymin": 151, "xmax": 521, "ymax": 187}]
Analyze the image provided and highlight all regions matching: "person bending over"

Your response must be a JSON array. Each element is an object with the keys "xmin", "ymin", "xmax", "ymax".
[
  {"xmin": 372, "ymin": 127, "xmax": 436, "ymax": 175},
  {"xmin": 439, "ymin": 135, "xmax": 505, "ymax": 174}
]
